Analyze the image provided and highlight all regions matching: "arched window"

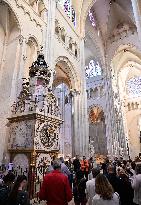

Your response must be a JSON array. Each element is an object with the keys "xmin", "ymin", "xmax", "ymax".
[
  {"xmin": 58, "ymin": 0, "xmax": 71, "ymax": 16},
  {"xmin": 126, "ymin": 76, "xmax": 141, "ymax": 98},
  {"xmin": 58, "ymin": 0, "xmax": 76, "ymax": 26},
  {"xmin": 24, "ymin": 37, "xmax": 38, "ymax": 78},
  {"xmin": 64, "ymin": 0, "xmax": 71, "ymax": 17},
  {"xmin": 85, "ymin": 60, "xmax": 102, "ymax": 79}
]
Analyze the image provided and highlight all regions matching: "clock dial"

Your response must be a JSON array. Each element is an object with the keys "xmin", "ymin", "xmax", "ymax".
[{"xmin": 40, "ymin": 125, "xmax": 55, "ymax": 149}]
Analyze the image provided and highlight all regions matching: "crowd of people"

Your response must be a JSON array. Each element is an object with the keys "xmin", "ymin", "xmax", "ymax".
[
  {"xmin": 0, "ymin": 155, "xmax": 141, "ymax": 205},
  {"xmin": 39, "ymin": 155, "xmax": 141, "ymax": 205}
]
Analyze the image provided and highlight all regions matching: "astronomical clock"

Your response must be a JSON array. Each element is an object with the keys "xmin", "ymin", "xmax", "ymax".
[{"xmin": 7, "ymin": 53, "xmax": 63, "ymax": 172}]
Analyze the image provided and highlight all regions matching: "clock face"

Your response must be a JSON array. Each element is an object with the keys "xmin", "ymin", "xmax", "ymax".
[
  {"xmin": 9, "ymin": 121, "xmax": 33, "ymax": 149},
  {"xmin": 40, "ymin": 124, "xmax": 56, "ymax": 149}
]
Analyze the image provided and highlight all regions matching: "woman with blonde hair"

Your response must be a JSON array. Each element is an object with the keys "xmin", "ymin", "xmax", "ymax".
[{"xmin": 92, "ymin": 174, "xmax": 119, "ymax": 205}]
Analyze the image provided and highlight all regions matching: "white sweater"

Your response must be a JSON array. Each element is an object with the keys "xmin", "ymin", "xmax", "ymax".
[
  {"xmin": 131, "ymin": 174, "xmax": 141, "ymax": 205},
  {"xmin": 86, "ymin": 178, "xmax": 96, "ymax": 205},
  {"xmin": 92, "ymin": 193, "xmax": 119, "ymax": 205}
]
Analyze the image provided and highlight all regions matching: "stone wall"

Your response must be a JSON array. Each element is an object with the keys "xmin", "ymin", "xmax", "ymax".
[
  {"xmin": 1, "ymin": 0, "xmax": 141, "ymax": 163},
  {"xmin": 0, "ymin": 0, "xmax": 46, "ymax": 164}
]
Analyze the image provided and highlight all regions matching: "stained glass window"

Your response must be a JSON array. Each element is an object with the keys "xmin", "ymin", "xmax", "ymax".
[
  {"xmin": 126, "ymin": 76, "xmax": 141, "ymax": 98},
  {"xmin": 58, "ymin": 0, "xmax": 71, "ymax": 17},
  {"xmin": 58, "ymin": 0, "xmax": 76, "ymax": 26},
  {"xmin": 64, "ymin": 0, "xmax": 71, "ymax": 17},
  {"xmin": 85, "ymin": 60, "xmax": 102, "ymax": 79},
  {"xmin": 89, "ymin": 10, "xmax": 96, "ymax": 27}
]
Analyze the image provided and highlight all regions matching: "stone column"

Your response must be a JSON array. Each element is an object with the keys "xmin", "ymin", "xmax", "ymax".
[
  {"xmin": 79, "ymin": 38, "xmax": 89, "ymax": 157},
  {"xmin": 45, "ymin": 0, "xmax": 56, "ymax": 86},
  {"xmin": 131, "ymin": 0, "xmax": 141, "ymax": 42},
  {"xmin": 71, "ymin": 91, "xmax": 80, "ymax": 157},
  {"xmin": 10, "ymin": 35, "xmax": 24, "ymax": 104},
  {"xmin": 16, "ymin": 36, "xmax": 28, "ymax": 96},
  {"xmin": 104, "ymin": 77, "xmax": 112, "ymax": 156},
  {"xmin": 104, "ymin": 60, "xmax": 116, "ymax": 158}
]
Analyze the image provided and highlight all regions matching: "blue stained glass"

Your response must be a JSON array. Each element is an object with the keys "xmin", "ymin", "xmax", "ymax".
[
  {"xmin": 58, "ymin": 0, "xmax": 76, "ymax": 26},
  {"xmin": 64, "ymin": 0, "xmax": 71, "ymax": 17},
  {"xmin": 85, "ymin": 60, "xmax": 102, "ymax": 79}
]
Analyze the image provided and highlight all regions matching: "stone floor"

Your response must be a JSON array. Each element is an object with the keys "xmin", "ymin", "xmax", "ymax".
[
  {"xmin": 69, "ymin": 199, "xmax": 88, "ymax": 205},
  {"xmin": 69, "ymin": 200, "xmax": 75, "ymax": 205},
  {"xmin": 30, "ymin": 199, "xmax": 76, "ymax": 205}
]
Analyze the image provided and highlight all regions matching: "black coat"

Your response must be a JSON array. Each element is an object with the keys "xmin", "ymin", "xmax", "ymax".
[
  {"xmin": 107, "ymin": 173, "xmax": 121, "ymax": 193},
  {"xmin": 73, "ymin": 178, "xmax": 87, "ymax": 203},
  {"xmin": 118, "ymin": 175, "xmax": 134, "ymax": 205},
  {"xmin": 73, "ymin": 159, "xmax": 81, "ymax": 172},
  {"xmin": 7, "ymin": 190, "xmax": 30, "ymax": 205},
  {"xmin": 107, "ymin": 173, "xmax": 134, "ymax": 205}
]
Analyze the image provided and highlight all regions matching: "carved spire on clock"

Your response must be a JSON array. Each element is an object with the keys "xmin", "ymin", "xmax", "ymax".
[
  {"xmin": 29, "ymin": 47, "xmax": 51, "ymax": 85},
  {"xmin": 11, "ymin": 49, "xmax": 60, "ymax": 117}
]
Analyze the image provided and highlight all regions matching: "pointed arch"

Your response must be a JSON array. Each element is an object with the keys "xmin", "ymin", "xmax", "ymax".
[
  {"xmin": 111, "ymin": 44, "xmax": 141, "ymax": 74},
  {"xmin": 24, "ymin": 37, "xmax": 39, "ymax": 78},
  {"xmin": 54, "ymin": 56, "xmax": 80, "ymax": 91},
  {"xmin": 2, "ymin": 0, "xmax": 21, "ymax": 32}
]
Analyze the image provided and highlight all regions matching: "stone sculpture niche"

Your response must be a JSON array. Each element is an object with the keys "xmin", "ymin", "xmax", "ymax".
[{"xmin": 8, "ymin": 52, "xmax": 63, "ymax": 176}]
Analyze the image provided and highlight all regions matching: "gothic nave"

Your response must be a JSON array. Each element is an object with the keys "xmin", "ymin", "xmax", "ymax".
[{"xmin": 0, "ymin": 0, "xmax": 141, "ymax": 187}]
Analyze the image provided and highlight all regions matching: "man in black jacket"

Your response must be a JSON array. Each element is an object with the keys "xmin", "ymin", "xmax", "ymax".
[
  {"xmin": 73, "ymin": 155, "xmax": 81, "ymax": 172},
  {"xmin": 106, "ymin": 165, "xmax": 121, "ymax": 193}
]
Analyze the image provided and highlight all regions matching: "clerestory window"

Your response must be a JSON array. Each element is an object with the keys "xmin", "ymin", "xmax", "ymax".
[
  {"xmin": 85, "ymin": 60, "xmax": 102, "ymax": 79},
  {"xmin": 58, "ymin": 0, "xmax": 76, "ymax": 26}
]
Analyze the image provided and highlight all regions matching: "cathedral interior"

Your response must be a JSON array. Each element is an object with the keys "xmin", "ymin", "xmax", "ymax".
[{"xmin": 0, "ymin": 0, "xmax": 141, "ymax": 170}]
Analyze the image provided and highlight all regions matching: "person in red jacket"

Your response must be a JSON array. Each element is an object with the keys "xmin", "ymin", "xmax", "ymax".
[
  {"xmin": 81, "ymin": 156, "xmax": 89, "ymax": 181},
  {"xmin": 39, "ymin": 160, "xmax": 72, "ymax": 205}
]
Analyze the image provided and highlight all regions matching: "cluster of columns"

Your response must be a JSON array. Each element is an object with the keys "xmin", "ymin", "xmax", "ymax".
[
  {"xmin": 45, "ymin": 0, "xmax": 141, "ymax": 158},
  {"xmin": 44, "ymin": 0, "xmax": 89, "ymax": 157}
]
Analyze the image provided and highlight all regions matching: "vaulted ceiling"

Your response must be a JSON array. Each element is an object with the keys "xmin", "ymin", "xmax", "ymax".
[
  {"xmin": 88, "ymin": 0, "xmax": 136, "ymax": 42},
  {"xmin": 72, "ymin": 0, "xmax": 136, "ymax": 39}
]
